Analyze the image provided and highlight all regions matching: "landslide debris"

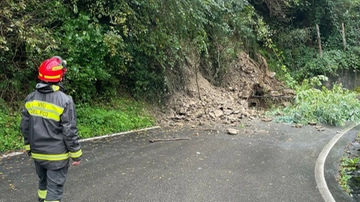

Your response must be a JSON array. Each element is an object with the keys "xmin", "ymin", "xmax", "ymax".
[{"xmin": 155, "ymin": 52, "xmax": 295, "ymax": 127}]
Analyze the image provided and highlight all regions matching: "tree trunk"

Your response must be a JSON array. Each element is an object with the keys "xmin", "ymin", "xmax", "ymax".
[
  {"xmin": 316, "ymin": 24, "xmax": 323, "ymax": 57},
  {"xmin": 342, "ymin": 23, "xmax": 347, "ymax": 51}
]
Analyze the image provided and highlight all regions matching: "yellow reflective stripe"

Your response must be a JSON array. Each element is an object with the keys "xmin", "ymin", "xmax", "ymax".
[
  {"xmin": 44, "ymin": 75, "xmax": 61, "ymax": 79},
  {"xmin": 27, "ymin": 109, "xmax": 61, "ymax": 121},
  {"xmin": 69, "ymin": 150, "xmax": 82, "ymax": 158},
  {"xmin": 51, "ymin": 85, "xmax": 60, "ymax": 92},
  {"xmin": 38, "ymin": 189, "xmax": 47, "ymax": 199},
  {"xmin": 32, "ymin": 153, "xmax": 69, "ymax": 161},
  {"xmin": 25, "ymin": 100, "xmax": 64, "ymax": 121},
  {"xmin": 25, "ymin": 144, "xmax": 30, "ymax": 151},
  {"xmin": 25, "ymin": 100, "xmax": 64, "ymax": 115},
  {"xmin": 52, "ymin": 65, "xmax": 63, "ymax": 71}
]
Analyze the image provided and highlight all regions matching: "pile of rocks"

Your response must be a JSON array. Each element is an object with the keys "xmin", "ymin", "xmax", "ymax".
[{"xmin": 156, "ymin": 52, "xmax": 295, "ymax": 127}]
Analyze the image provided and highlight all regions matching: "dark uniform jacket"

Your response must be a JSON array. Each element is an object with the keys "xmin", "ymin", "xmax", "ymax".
[{"xmin": 20, "ymin": 83, "xmax": 82, "ymax": 170}]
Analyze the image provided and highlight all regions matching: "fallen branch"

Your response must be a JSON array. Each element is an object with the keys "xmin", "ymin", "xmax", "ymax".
[
  {"xmin": 149, "ymin": 138, "xmax": 191, "ymax": 143},
  {"xmin": 196, "ymin": 128, "xmax": 218, "ymax": 132}
]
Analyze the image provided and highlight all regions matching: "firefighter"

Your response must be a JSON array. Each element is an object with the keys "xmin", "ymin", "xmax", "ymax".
[{"xmin": 20, "ymin": 56, "xmax": 82, "ymax": 202}]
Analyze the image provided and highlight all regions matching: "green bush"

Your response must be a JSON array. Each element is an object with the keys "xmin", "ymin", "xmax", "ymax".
[
  {"xmin": 297, "ymin": 48, "xmax": 360, "ymax": 80},
  {"xmin": 269, "ymin": 76, "xmax": 360, "ymax": 126}
]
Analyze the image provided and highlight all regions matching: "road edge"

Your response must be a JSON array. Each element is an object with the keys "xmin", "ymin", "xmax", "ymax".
[
  {"xmin": 0, "ymin": 126, "xmax": 161, "ymax": 159},
  {"xmin": 315, "ymin": 123, "xmax": 356, "ymax": 202}
]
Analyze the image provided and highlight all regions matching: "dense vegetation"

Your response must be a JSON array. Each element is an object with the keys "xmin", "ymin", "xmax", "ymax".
[
  {"xmin": 249, "ymin": 0, "xmax": 360, "ymax": 80},
  {"xmin": 2, "ymin": 0, "xmax": 359, "ymax": 104},
  {"xmin": 1, "ymin": 0, "xmax": 264, "ymax": 104},
  {"xmin": 1, "ymin": 0, "xmax": 269, "ymax": 152},
  {"xmin": 1, "ymin": 0, "xmax": 360, "ymax": 147}
]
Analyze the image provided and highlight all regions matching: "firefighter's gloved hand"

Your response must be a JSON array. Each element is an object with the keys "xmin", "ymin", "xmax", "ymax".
[{"xmin": 27, "ymin": 150, "xmax": 31, "ymax": 156}]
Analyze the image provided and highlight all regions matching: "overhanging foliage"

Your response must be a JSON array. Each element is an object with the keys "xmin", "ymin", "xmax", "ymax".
[{"xmin": 1, "ymin": 0, "xmax": 268, "ymax": 104}]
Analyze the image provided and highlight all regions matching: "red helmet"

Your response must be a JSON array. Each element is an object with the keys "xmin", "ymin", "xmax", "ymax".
[{"xmin": 38, "ymin": 56, "xmax": 67, "ymax": 82}]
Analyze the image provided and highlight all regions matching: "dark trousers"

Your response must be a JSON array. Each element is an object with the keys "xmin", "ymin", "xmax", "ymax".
[{"xmin": 35, "ymin": 161, "xmax": 69, "ymax": 201}]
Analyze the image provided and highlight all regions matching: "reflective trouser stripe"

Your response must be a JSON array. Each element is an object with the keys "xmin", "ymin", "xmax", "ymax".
[
  {"xmin": 44, "ymin": 200, "xmax": 60, "ymax": 202},
  {"xmin": 32, "ymin": 153, "xmax": 69, "ymax": 161},
  {"xmin": 38, "ymin": 189, "xmax": 47, "ymax": 199}
]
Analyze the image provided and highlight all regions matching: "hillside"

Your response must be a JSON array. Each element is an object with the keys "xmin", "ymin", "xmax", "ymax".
[{"xmin": 155, "ymin": 52, "xmax": 295, "ymax": 127}]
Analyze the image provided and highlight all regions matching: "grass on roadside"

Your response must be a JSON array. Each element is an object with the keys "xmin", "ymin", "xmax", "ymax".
[
  {"xmin": 0, "ymin": 98, "xmax": 156, "ymax": 153},
  {"xmin": 338, "ymin": 132, "xmax": 360, "ymax": 197},
  {"xmin": 339, "ymin": 156, "xmax": 358, "ymax": 196},
  {"xmin": 0, "ymin": 110, "xmax": 23, "ymax": 154},
  {"xmin": 76, "ymin": 98, "xmax": 155, "ymax": 139}
]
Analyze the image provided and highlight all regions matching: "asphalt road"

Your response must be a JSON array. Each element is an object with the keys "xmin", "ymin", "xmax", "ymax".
[{"xmin": 0, "ymin": 119, "xmax": 356, "ymax": 202}]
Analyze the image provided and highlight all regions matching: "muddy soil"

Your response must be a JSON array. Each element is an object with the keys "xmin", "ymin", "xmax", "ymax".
[{"xmin": 154, "ymin": 52, "xmax": 295, "ymax": 128}]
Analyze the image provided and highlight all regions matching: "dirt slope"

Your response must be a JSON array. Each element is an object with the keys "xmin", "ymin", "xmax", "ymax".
[{"xmin": 155, "ymin": 52, "xmax": 295, "ymax": 127}]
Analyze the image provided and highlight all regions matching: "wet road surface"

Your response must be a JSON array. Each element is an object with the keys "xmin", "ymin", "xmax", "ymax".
[{"xmin": 0, "ymin": 119, "xmax": 355, "ymax": 202}]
